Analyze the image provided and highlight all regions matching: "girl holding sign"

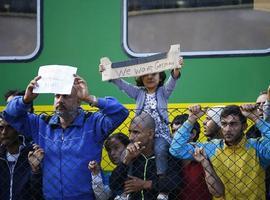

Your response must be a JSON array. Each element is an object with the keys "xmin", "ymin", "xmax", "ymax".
[{"xmin": 100, "ymin": 57, "xmax": 183, "ymax": 199}]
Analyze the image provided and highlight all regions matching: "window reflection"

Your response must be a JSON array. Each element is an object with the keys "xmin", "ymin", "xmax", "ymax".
[{"xmin": 125, "ymin": 0, "xmax": 270, "ymax": 56}]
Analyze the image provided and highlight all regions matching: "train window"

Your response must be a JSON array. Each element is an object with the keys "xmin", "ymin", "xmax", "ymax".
[
  {"xmin": 0, "ymin": 0, "xmax": 41, "ymax": 61},
  {"xmin": 123, "ymin": 0, "xmax": 270, "ymax": 57}
]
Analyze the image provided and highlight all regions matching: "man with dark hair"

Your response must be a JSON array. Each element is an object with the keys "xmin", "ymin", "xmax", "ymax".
[
  {"xmin": 246, "ymin": 88, "xmax": 270, "ymax": 138},
  {"xmin": 3, "ymin": 75, "xmax": 129, "ymax": 200},
  {"xmin": 4, "ymin": 89, "xmax": 34, "ymax": 113},
  {"xmin": 170, "ymin": 104, "xmax": 270, "ymax": 199},
  {"xmin": 110, "ymin": 112, "xmax": 180, "ymax": 200},
  {"xmin": 0, "ymin": 113, "xmax": 44, "ymax": 200},
  {"xmin": 171, "ymin": 114, "xmax": 200, "ymax": 140},
  {"xmin": 170, "ymin": 114, "xmax": 212, "ymax": 200}
]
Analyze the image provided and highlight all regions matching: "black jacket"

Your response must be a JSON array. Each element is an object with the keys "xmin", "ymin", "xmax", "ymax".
[
  {"xmin": 110, "ymin": 153, "xmax": 181, "ymax": 200},
  {"xmin": 0, "ymin": 143, "xmax": 43, "ymax": 200}
]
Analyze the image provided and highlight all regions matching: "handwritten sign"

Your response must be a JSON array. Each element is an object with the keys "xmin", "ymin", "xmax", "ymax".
[
  {"xmin": 100, "ymin": 44, "xmax": 181, "ymax": 81},
  {"xmin": 33, "ymin": 65, "xmax": 77, "ymax": 94}
]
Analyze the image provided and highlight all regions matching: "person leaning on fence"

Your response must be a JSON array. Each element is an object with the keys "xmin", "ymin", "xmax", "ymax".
[
  {"xmin": 170, "ymin": 114, "xmax": 212, "ymax": 200},
  {"xmin": 110, "ymin": 112, "xmax": 181, "ymax": 200},
  {"xmin": 88, "ymin": 133, "xmax": 130, "ymax": 200},
  {"xmin": 0, "ymin": 113, "xmax": 44, "ymax": 200},
  {"xmin": 100, "ymin": 57, "xmax": 183, "ymax": 200},
  {"xmin": 246, "ymin": 86, "xmax": 270, "ymax": 139},
  {"xmin": 3, "ymin": 74, "xmax": 129, "ymax": 200},
  {"xmin": 245, "ymin": 86, "xmax": 270, "ymax": 200},
  {"xmin": 203, "ymin": 106, "xmax": 224, "ymax": 141},
  {"xmin": 169, "ymin": 104, "xmax": 270, "ymax": 200}
]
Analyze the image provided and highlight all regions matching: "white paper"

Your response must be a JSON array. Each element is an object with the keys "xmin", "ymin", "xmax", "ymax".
[{"xmin": 33, "ymin": 65, "xmax": 77, "ymax": 94}]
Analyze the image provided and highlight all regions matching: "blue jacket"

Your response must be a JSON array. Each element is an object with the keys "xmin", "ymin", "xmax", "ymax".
[
  {"xmin": 111, "ymin": 73, "xmax": 179, "ymax": 124},
  {"xmin": 3, "ymin": 96, "xmax": 129, "ymax": 200}
]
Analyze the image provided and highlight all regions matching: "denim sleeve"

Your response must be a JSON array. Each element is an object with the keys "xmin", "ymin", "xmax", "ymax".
[
  {"xmin": 111, "ymin": 79, "xmax": 140, "ymax": 99},
  {"xmin": 263, "ymin": 100, "xmax": 270, "ymax": 123},
  {"xmin": 254, "ymin": 119, "xmax": 270, "ymax": 168},
  {"xmin": 169, "ymin": 121, "xmax": 196, "ymax": 159}
]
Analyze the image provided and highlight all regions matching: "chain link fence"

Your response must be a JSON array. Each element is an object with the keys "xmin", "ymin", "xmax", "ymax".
[{"xmin": 1, "ymin": 106, "xmax": 270, "ymax": 199}]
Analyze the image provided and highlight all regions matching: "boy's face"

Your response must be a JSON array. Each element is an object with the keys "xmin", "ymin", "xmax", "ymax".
[
  {"xmin": 256, "ymin": 93, "xmax": 267, "ymax": 117},
  {"xmin": 0, "ymin": 118, "xmax": 18, "ymax": 146},
  {"xmin": 107, "ymin": 138, "xmax": 126, "ymax": 165},
  {"xmin": 203, "ymin": 116, "xmax": 220, "ymax": 138},
  {"xmin": 141, "ymin": 73, "xmax": 160, "ymax": 90}
]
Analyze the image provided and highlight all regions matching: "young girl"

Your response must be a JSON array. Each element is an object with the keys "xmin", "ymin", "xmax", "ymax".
[{"xmin": 100, "ymin": 57, "xmax": 183, "ymax": 183}]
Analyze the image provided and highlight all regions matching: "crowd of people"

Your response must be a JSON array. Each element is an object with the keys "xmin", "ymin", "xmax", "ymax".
[{"xmin": 0, "ymin": 59, "xmax": 270, "ymax": 200}]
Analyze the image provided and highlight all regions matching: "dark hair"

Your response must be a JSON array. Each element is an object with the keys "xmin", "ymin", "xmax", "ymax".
[
  {"xmin": 104, "ymin": 132, "xmax": 130, "ymax": 152},
  {"xmin": 4, "ymin": 90, "xmax": 24, "ymax": 101},
  {"xmin": 220, "ymin": 105, "xmax": 247, "ymax": 124},
  {"xmin": 4, "ymin": 90, "xmax": 34, "ymax": 113},
  {"xmin": 135, "ymin": 71, "xmax": 166, "ymax": 87},
  {"xmin": 171, "ymin": 114, "xmax": 201, "ymax": 142}
]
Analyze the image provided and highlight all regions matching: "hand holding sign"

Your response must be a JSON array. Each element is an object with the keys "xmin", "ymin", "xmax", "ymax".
[{"xmin": 23, "ymin": 76, "xmax": 41, "ymax": 104}]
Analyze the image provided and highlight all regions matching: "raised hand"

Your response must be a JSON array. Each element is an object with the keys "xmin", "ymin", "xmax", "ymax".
[
  {"xmin": 88, "ymin": 160, "xmax": 101, "ymax": 176},
  {"xmin": 73, "ymin": 74, "xmax": 94, "ymax": 104},
  {"xmin": 172, "ymin": 56, "xmax": 184, "ymax": 79},
  {"xmin": 23, "ymin": 76, "xmax": 41, "ymax": 104},
  {"xmin": 193, "ymin": 147, "xmax": 207, "ymax": 163},
  {"xmin": 188, "ymin": 104, "xmax": 205, "ymax": 124},
  {"xmin": 28, "ymin": 144, "xmax": 44, "ymax": 173},
  {"xmin": 240, "ymin": 104, "xmax": 259, "ymax": 122},
  {"xmin": 99, "ymin": 64, "xmax": 105, "ymax": 73},
  {"xmin": 122, "ymin": 142, "xmax": 145, "ymax": 165}
]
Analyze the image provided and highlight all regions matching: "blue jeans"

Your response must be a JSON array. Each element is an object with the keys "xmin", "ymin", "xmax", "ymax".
[{"xmin": 154, "ymin": 137, "xmax": 170, "ymax": 175}]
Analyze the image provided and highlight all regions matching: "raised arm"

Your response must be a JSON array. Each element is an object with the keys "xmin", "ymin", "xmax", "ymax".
[
  {"xmin": 193, "ymin": 147, "xmax": 225, "ymax": 198},
  {"xmin": 241, "ymin": 104, "xmax": 270, "ymax": 139},
  {"xmin": 241, "ymin": 104, "xmax": 270, "ymax": 167},
  {"xmin": 88, "ymin": 161, "xmax": 111, "ymax": 200},
  {"xmin": 169, "ymin": 104, "xmax": 204, "ymax": 159},
  {"xmin": 163, "ymin": 56, "xmax": 183, "ymax": 98},
  {"xmin": 3, "ymin": 77, "xmax": 41, "ymax": 139},
  {"xmin": 110, "ymin": 79, "xmax": 140, "ymax": 99},
  {"xmin": 73, "ymin": 75, "xmax": 129, "ymax": 138},
  {"xmin": 263, "ymin": 86, "xmax": 270, "ymax": 123},
  {"xmin": 99, "ymin": 63, "xmax": 140, "ymax": 99}
]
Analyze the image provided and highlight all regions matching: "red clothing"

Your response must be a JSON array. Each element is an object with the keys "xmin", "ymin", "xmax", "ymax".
[{"xmin": 177, "ymin": 161, "xmax": 211, "ymax": 200}]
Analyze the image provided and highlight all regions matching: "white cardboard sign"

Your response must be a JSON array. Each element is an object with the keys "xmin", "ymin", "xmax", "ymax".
[
  {"xmin": 101, "ymin": 44, "xmax": 181, "ymax": 81},
  {"xmin": 33, "ymin": 65, "xmax": 77, "ymax": 94}
]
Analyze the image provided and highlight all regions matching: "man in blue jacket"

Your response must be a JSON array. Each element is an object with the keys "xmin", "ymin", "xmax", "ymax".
[{"xmin": 3, "ymin": 74, "xmax": 129, "ymax": 200}]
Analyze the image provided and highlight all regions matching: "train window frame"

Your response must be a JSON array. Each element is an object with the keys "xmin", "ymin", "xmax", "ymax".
[
  {"xmin": 122, "ymin": 0, "xmax": 270, "ymax": 57},
  {"xmin": 0, "ymin": 0, "xmax": 41, "ymax": 61}
]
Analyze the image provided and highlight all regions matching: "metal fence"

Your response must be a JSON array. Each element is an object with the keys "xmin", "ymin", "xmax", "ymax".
[{"xmin": 1, "ymin": 106, "xmax": 270, "ymax": 200}]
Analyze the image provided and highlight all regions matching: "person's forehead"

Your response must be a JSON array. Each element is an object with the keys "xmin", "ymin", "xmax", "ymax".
[
  {"xmin": 172, "ymin": 123, "xmax": 181, "ymax": 128},
  {"xmin": 0, "ymin": 118, "xmax": 8, "ymax": 126},
  {"xmin": 256, "ymin": 94, "xmax": 267, "ymax": 103},
  {"xmin": 221, "ymin": 115, "xmax": 240, "ymax": 122},
  {"xmin": 109, "ymin": 138, "xmax": 122, "ymax": 146}
]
